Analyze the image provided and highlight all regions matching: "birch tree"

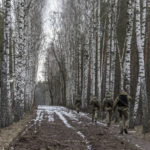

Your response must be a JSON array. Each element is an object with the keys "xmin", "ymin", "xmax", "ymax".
[
  {"xmin": 0, "ymin": 0, "xmax": 45, "ymax": 127},
  {"xmin": 1, "ymin": 0, "xmax": 12, "ymax": 127},
  {"xmin": 133, "ymin": 0, "xmax": 148, "ymax": 131}
]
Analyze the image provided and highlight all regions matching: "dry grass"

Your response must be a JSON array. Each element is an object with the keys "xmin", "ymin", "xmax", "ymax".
[{"xmin": 0, "ymin": 111, "xmax": 35, "ymax": 150}]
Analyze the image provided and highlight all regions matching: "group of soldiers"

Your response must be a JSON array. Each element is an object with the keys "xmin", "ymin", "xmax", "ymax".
[{"xmin": 75, "ymin": 91, "xmax": 132, "ymax": 135}]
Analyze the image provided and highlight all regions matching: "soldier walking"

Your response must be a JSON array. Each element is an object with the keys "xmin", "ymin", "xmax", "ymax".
[
  {"xmin": 113, "ymin": 91, "xmax": 132, "ymax": 134},
  {"xmin": 75, "ymin": 94, "xmax": 81, "ymax": 113},
  {"xmin": 90, "ymin": 96, "xmax": 100, "ymax": 124},
  {"xmin": 102, "ymin": 92, "xmax": 113, "ymax": 126}
]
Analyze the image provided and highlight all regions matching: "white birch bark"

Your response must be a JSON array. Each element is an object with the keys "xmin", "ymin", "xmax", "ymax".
[
  {"xmin": 121, "ymin": 0, "xmax": 135, "ymax": 92},
  {"xmin": 134, "ymin": 0, "xmax": 147, "ymax": 118},
  {"xmin": 91, "ymin": 1, "xmax": 96, "ymax": 95},
  {"xmin": 1, "ymin": 0, "xmax": 12, "ymax": 127},
  {"xmin": 82, "ymin": 0, "xmax": 91, "ymax": 105},
  {"xmin": 98, "ymin": 0, "xmax": 101, "ymax": 98},
  {"xmin": 82, "ymin": 51, "xmax": 89, "ymax": 107},
  {"xmin": 14, "ymin": 0, "xmax": 26, "ymax": 120},
  {"xmin": 105, "ymin": 3, "xmax": 111, "ymax": 92},
  {"xmin": 82, "ymin": 29, "xmax": 90, "ymax": 107},
  {"xmin": 100, "ymin": 20, "xmax": 106, "ymax": 99},
  {"xmin": 24, "ymin": 6, "xmax": 31, "ymax": 110},
  {"xmin": 110, "ymin": 0, "xmax": 118, "ymax": 96}
]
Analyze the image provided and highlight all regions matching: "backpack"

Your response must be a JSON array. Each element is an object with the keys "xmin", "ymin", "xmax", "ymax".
[
  {"xmin": 75, "ymin": 99, "xmax": 81, "ymax": 104},
  {"xmin": 117, "ymin": 95, "xmax": 128, "ymax": 107},
  {"xmin": 93, "ymin": 100, "xmax": 100, "ymax": 109}
]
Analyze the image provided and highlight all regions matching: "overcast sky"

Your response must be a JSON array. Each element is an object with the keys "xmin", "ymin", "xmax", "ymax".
[
  {"xmin": 36, "ymin": 0, "xmax": 60, "ymax": 82},
  {"xmin": 0, "ymin": 0, "xmax": 2, "ymax": 7}
]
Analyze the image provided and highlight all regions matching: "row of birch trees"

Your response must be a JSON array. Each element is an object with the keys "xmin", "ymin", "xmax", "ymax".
[
  {"xmin": 46, "ymin": 0, "xmax": 150, "ymax": 132},
  {"xmin": 0, "ymin": 0, "xmax": 45, "ymax": 127}
]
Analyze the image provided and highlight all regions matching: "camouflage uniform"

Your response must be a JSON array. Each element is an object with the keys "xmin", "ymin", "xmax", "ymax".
[
  {"xmin": 113, "ymin": 91, "xmax": 132, "ymax": 134},
  {"xmin": 102, "ymin": 92, "xmax": 113, "ymax": 126},
  {"xmin": 90, "ymin": 96, "xmax": 100, "ymax": 123},
  {"xmin": 75, "ymin": 95, "xmax": 81, "ymax": 113}
]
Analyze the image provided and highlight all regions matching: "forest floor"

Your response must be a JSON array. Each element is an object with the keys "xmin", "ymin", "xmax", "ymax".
[
  {"xmin": 1, "ymin": 106, "xmax": 150, "ymax": 150},
  {"xmin": 0, "ymin": 110, "xmax": 34, "ymax": 150}
]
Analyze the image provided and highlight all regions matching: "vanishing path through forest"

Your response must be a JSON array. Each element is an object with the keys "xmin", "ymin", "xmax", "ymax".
[{"xmin": 8, "ymin": 106, "xmax": 148, "ymax": 150}]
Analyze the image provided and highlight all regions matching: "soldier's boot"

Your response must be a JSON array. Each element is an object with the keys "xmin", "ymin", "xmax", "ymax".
[
  {"xmin": 95, "ymin": 117, "xmax": 97, "ymax": 124},
  {"xmin": 124, "ymin": 129, "xmax": 128, "ymax": 134},
  {"xmin": 92, "ymin": 112, "xmax": 94, "ymax": 123},
  {"xmin": 94, "ymin": 110, "xmax": 98, "ymax": 124},
  {"xmin": 76, "ymin": 107, "xmax": 79, "ymax": 113}
]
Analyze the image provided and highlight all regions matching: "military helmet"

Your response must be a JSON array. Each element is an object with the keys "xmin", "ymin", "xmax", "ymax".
[
  {"xmin": 106, "ymin": 91, "xmax": 110, "ymax": 95},
  {"xmin": 120, "ymin": 91, "xmax": 128, "ymax": 95},
  {"xmin": 92, "ymin": 95, "xmax": 97, "ymax": 101},
  {"xmin": 93, "ymin": 95, "xmax": 97, "ymax": 98},
  {"xmin": 105, "ymin": 91, "xmax": 111, "ymax": 97}
]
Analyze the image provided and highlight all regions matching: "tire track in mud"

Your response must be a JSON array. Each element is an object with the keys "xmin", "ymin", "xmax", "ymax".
[
  {"xmin": 9, "ymin": 107, "xmax": 88, "ymax": 150},
  {"xmin": 55, "ymin": 111, "xmax": 92, "ymax": 150},
  {"xmin": 70, "ymin": 110, "xmax": 146, "ymax": 150},
  {"xmin": 63, "ymin": 111, "xmax": 140, "ymax": 150},
  {"xmin": 7, "ymin": 106, "xmax": 144, "ymax": 150}
]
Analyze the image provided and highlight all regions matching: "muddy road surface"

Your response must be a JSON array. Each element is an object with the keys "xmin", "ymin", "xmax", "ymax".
[{"xmin": 8, "ymin": 106, "xmax": 143, "ymax": 150}]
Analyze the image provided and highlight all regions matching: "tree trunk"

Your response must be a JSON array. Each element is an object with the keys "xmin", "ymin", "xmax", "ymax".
[{"xmin": 1, "ymin": 0, "xmax": 12, "ymax": 127}]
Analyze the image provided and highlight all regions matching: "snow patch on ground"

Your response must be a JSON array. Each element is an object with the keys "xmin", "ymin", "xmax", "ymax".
[
  {"xmin": 34, "ymin": 110, "xmax": 44, "ymax": 125},
  {"xmin": 38, "ymin": 105, "xmax": 67, "ymax": 112},
  {"xmin": 77, "ymin": 131, "xmax": 92, "ymax": 150},
  {"xmin": 55, "ymin": 109, "xmax": 92, "ymax": 150},
  {"xmin": 73, "ymin": 110, "xmax": 107, "ymax": 126},
  {"xmin": 55, "ymin": 111, "xmax": 73, "ymax": 129},
  {"xmin": 135, "ymin": 144, "xmax": 144, "ymax": 150},
  {"xmin": 62, "ymin": 111, "xmax": 79, "ymax": 121},
  {"xmin": 46, "ymin": 112, "xmax": 54, "ymax": 122},
  {"xmin": 34, "ymin": 106, "xmax": 60, "ymax": 124},
  {"xmin": 75, "ymin": 111, "xmax": 91, "ymax": 120},
  {"xmin": 33, "ymin": 106, "xmax": 147, "ymax": 150},
  {"xmin": 128, "ymin": 130, "xmax": 136, "ymax": 133},
  {"xmin": 97, "ymin": 121, "xmax": 107, "ymax": 127}
]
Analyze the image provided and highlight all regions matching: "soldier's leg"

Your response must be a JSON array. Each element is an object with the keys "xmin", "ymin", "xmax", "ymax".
[
  {"xmin": 122, "ymin": 114, "xmax": 125, "ymax": 130},
  {"xmin": 77, "ymin": 108, "xmax": 79, "ymax": 113},
  {"xmin": 109, "ymin": 111, "xmax": 112, "ymax": 126},
  {"xmin": 106, "ymin": 111, "xmax": 110, "ymax": 126},
  {"xmin": 123, "ymin": 110, "xmax": 129, "ymax": 134},
  {"xmin": 94, "ymin": 109, "xmax": 98, "ymax": 123},
  {"xmin": 78, "ymin": 105, "xmax": 80, "ymax": 113},
  {"xmin": 106, "ymin": 111, "xmax": 109, "ymax": 124},
  {"xmin": 92, "ymin": 110, "xmax": 94, "ymax": 123},
  {"xmin": 118, "ymin": 110, "xmax": 123, "ymax": 134},
  {"xmin": 76, "ymin": 106, "xmax": 79, "ymax": 113}
]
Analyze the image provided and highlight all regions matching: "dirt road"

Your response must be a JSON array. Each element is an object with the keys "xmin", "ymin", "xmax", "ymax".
[{"xmin": 8, "ymin": 106, "xmax": 143, "ymax": 150}]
